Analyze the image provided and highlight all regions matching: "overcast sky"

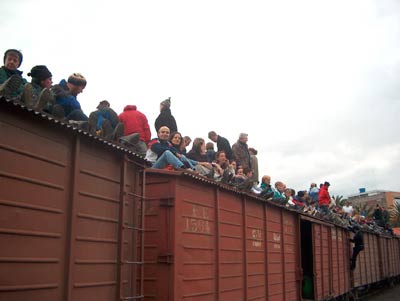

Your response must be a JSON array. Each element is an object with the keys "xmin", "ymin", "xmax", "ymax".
[{"xmin": 2, "ymin": 0, "xmax": 399, "ymax": 197}]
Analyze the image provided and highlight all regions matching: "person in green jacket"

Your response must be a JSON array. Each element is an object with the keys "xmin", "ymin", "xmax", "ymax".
[{"xmin": 0, "ymin": 49, "xmax": 27, "ymax": 98}]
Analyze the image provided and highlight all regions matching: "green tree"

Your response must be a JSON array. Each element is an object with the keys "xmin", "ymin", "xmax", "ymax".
[
  {"xmin": 331, "ymin": 195, "xmax": 346, "ymax": 207},
  {"xmin": 353, "ymin": 203, "xmax": 374, "ymax": 218},
  {"xmin": 389, "ymin": 202, "xmax": 400, "ymax": 227}
]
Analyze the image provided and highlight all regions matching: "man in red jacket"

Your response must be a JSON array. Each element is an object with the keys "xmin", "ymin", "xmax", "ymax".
[
  {"xmin": 318, "ymin": 181, "xmax": 331, "ymax": 215},
  {"xmin": 119, "ymin": 105, "xmax": 151, "ymax": 154}
]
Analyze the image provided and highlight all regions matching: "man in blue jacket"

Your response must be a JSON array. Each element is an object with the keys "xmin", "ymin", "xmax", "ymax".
[{"xmin": 36, "ymin": 73, "xmax": 88, "ymax": 121}]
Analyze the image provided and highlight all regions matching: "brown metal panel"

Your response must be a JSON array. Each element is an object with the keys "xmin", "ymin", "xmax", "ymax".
[
  {"xmin": 321, "ymin": 226, "xmax": 330, "ymax": 298},
  {"xmin": 330, "ymin": 227, "xmax": 339, "ymax": 297},
  {"xmin": 0, "ymin": 105, "xmax": 143, "ymax": 301},
  {"xmin": 312, "ymin": 224, "xmax": 322, "ymax": 301},
  {"xmin": 281, "ymin": 211, "xmax": 299, "ymax": 301},
  {"xmin": 342, "ymin": 227, "xmax": 350, "ymax": 294},
  {"xmin": 217, "ymin": 188, "xmax": 245, "ymax": 301},
  {"xmin": 266, "ymin": 206, "xmax": 284, "ymax": 301},
  {"xmin": 336, "ymin": 227, "xmax": 349, "ymax": 296},
  {"xmin": 245, "ymin": 197, "xmax": 266, "ymax": 301},
  {"xmin": 69, "ymin": 140, "xmax": 124, "ymax": 301},
  {"xmin": 176, "ymin": 179, "xmax": 218, "ymax": 301},
  {"xmin": 0, "ymin": 111, "xmax": 71, "ymax": 301},
  {"xmin": 141, "ymin": 174, "xmax": 174, "ymax": 301}
]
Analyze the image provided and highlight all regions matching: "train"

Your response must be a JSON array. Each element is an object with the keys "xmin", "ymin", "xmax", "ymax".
[{"xmin": 1, "ymin": 96, "xmax": 399, "ymax": 301}]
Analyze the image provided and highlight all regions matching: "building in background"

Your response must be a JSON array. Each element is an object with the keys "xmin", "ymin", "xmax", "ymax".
[{"xmin": 348, "ymin": 189, "xmax": 400, "ymax": 208}]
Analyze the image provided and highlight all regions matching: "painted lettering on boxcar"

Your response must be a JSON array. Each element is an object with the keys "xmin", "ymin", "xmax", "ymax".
[
  {"xmin": 251, "ymin": 228, "xmax": 262, "ymax": 247},
  {"xmin": 184, "ymin": 204, "xmax": 211, "ymax": 234}
]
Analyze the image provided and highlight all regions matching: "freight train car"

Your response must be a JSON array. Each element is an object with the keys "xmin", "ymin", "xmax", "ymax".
[
  {"xmin": 0, "ymin": 98, "xmax": 145, "ymax": 301},
  {"xmin": 1, "ymin": 97, "xmax": 400, "ymax": 301}
]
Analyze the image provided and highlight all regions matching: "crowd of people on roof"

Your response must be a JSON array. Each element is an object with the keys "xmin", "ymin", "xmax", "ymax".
[{"xmin": 0, "ymin": 49, "xmax": 396, "ymax": 237}]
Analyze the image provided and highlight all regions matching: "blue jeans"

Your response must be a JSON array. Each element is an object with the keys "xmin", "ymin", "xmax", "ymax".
[
  {"xmin": 152, "ymin": 150, "xmax": 184, "ymax": 169},
  {"xmin": 179, "ymin": 155, "xmax": 197, "ymax": 169}
]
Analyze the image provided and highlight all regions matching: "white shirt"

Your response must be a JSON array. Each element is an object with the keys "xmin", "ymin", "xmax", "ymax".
[{"xmin": 343, "ymin": 205, "xmax": 354, "ymax": 214}]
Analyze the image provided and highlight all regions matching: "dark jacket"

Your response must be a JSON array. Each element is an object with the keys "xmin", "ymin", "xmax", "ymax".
[
  {"xmin": 187, "ymin": 149, "xmax": 207, "ymax": 162},
  {"xmin": 155, "ymin": 108, "xmax": 177, "ymax": 133},
  {"xmin": 217, "ymin": 135, "xmax": 233, "ymax": 160},
  {"xmin": 148, "ymin": 138, "xmax": 177, "ymax": 157},
  {"xmin": 0, "ymin": 66, "xmax": 27, "ymax": 96},
  {"xmin": 51, "ymin": 79, "xmax": 82, "ymax": 115},
  {"xmin": 232, "ymin": 140, "xmax": 251, "ymax": 169},
  {"xmin": 351, "ymin": 231, "xmax": 364, "ymax": 248}
]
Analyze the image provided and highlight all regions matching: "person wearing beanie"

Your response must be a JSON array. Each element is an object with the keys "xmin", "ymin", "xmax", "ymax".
[
  {"xmin": 154, "ymin": 97, "xmax": 178, "ymax": 133},
  {"xmin": 20, "ymin": 65, "xmax": 53, "ymax": 107},
  {"xmin": 0, "ymin": 49, "xmax": 28, "ymax": 97},
  {"xmin": 36, "ymin": 73, "xmax": 88, "ymax": 121}
]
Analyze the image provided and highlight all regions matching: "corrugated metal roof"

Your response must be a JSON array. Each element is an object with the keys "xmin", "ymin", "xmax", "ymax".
[{"xmin": 1, "ymin": 96, "xmax": 146, "ymax": 163}]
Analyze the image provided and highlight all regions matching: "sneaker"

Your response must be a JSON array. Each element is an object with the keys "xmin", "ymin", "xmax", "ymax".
[
  {"xmin": 0, "ymin": 75, "xmax": 22, "ymax": 97},
  {"xmin": 35, "ymin": 88, "xmax": 54, "ymax": 111},
  {"xmin": 20, "ymin": 83, "xmax": 34, "ymax": 107}
]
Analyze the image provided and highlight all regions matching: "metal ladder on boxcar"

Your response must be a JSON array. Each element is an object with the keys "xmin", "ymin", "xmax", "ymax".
[{"xmin": 118, "ymin": 159, "xmax": 146, "ymax": 300}]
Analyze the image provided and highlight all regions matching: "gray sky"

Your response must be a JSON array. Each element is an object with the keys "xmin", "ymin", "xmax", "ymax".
[{"xmin": 2, "ymin": 0, "xmax": 399, "ymax": 197}]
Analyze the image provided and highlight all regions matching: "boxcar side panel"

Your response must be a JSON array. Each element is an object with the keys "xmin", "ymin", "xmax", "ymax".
[
  {"xmin": 176, "ymin": 180, "xmax": 218, "ymax": 301},
  {"xmin": 282, "ymin": 211, "xmax": 299, "ymax": 301},
  {"xmin": 245, "ymin": 197, "xmax": 267, "ymax": 301},
  {"xmin": 0, "ymin": 105, "xmax": 142, "ymax": 301},
  {"xmin": 266, "ymin": 206, "xmax": 284, "ymax": 301},
  {"xmin": 312, "ymin": 224, "xmax": 322, "ymax": 301},
  {"xmin": 0, "ymin": 108, "xmax": 72, "ymax": 301}
]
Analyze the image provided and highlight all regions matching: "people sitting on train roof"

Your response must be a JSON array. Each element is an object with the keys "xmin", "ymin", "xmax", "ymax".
[
  {"xmin": 155, "ymin": 97, "xmax": 177, "ymax": 134},
  {"xmin": 187, "ymin": 138, "xmax": 208, "ymax": 162},
  {"xmin": 205, "ymin": 142, "xmax": 216, "ymax": 163},
  {"xmin": 284, "ymin": 188, "xmax": 296, "ymax": 206},
  {"xmin": 36, "ymin": 73, "xmax": 88, "ymax": 122},
  {"xmin": 181, "ymin": 136, "xmax": 191, "ymax": 155},
  {"xmin": 185, "ymin": 137, "xmax": 216, "ymax": 177},
  {"xmin": 21, "ymin": 65, "xmax": 53, "ymax": 108},
  {"xmin": 145, "ymin": 126, "xmax": 211, "ymax": 173},
  {"xmin": 0, "ymin": 49, "xmax": 27, "ymax": 98},
  {"xmin": 229, "ymin": 167, "xmax": 253, "ymax": 191},
  {"xmin": 118, "ymin": 104, "xmax": 151, "ymax": 153},
  {"xmin": 258, "ymin": 175, "xmax": 274, "ymax": 199},
  {"xmin": 211, "ymin": 150, "xmax": 231, "ymax": 181},
  {"xmin": 293, "ymin": 190, "xmax": 306, "ymax": 208},
  {"xmin": 272, "ymin": 181, "xmax": 287, "ymax": 203},
  {"xmin": 168, "ymin": 131, "xmax": 198, "ymax": 170},
  {"xmin": 86, "ymin": 100, "xmax": 125, "ymax": 142}
]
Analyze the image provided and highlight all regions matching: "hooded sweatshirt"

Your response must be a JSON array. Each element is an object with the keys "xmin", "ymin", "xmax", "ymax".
[{"xmin": 119, "ymin": 105, "xmax": 151, "ymax": 143}]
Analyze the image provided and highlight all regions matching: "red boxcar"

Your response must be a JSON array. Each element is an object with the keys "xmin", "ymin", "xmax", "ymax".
[
  {"xmin": 142, "ymin": 169, "xmax": 301, "ymax": 301},
  {"xmin": 2, "ymin": 98, "xmax": 400, "ymax": 301},
  {"xmin": 0, "ymin": 99, "xmax": 145, "ymax": 301}
]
